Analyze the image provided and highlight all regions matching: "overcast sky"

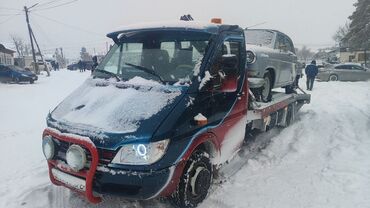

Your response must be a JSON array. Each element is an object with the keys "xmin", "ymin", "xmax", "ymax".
[{"xmin": 0, "ymin": 0, "xmax": 356, "ymax": 59}]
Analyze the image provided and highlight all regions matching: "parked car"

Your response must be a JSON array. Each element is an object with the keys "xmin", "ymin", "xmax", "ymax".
[
  {"xmin": 67, "ymin": 62, "xmax": 79, "ymax": 70},
  {"xmin": 0, "ymin": 64, "xmax": 38, "ymax": 84},
  {"xmin": 245, "ymin": 29, "xmax": 297, "ymax": 102},
  {"xmin": 317, "ymin": 64, "xmax": 370, "ymax": 81},
  {"xmin": 67, "ymin": 61, "xmax": 94, "ymax": 70}
]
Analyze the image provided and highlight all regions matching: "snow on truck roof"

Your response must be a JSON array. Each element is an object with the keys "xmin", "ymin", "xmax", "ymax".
[{"xmin": 107, "ymin": 21, "xmax": 221, "ymax": 38}]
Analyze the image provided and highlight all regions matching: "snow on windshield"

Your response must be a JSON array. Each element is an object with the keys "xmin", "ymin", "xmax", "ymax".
[
  {"xmin": 51, "ymin": 77, "xmax": 181, "ymax": 134},
  {"xmin": 245, "ymin": 30, "xmax": 274, "ymax": 47}
]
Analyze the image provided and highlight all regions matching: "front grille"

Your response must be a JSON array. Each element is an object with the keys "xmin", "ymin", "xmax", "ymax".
[{"xmin": 52, "ymin": 137, "xmax": 117, "ymax": 167}]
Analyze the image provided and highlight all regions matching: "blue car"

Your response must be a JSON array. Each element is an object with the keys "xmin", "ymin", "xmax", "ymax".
[{"xmin": 0, "ymin": 64, "xmax": 38, "ymax": 84}]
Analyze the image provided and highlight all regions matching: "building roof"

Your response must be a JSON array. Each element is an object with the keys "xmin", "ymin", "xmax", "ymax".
[{"xmin": 0, "ymin": 44, "xmax": 15, "ymax": 54}]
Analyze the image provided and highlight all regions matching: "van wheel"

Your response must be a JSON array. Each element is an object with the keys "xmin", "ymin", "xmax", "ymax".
[
  {"xmin": 261, "ymin": 72, "xmax": 272, "ymax": 102},
  {"xmin": 172, "ymin": 150, "xmax": 212, "ymax": 208},
  {"xmin": 13, "ymin": 77, "xmax": 19, "ymax": 83},
  {"xmin": 328, "ymin": 74, "xmax": 338, "ymax": 81}
]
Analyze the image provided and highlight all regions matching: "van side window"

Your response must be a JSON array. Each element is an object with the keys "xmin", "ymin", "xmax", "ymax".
[{"xmin": 209, "ymin": 40, "xmax": 241, "ymax": 89}]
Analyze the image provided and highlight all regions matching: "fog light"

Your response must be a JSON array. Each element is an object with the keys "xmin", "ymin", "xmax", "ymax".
[
  {"xmin": 66, "ymin": 145, "xmax": 86, "ymax": 171},
  {"xmin": 42, "ymin": 136, "xmax": 55, "ymax": 160}
]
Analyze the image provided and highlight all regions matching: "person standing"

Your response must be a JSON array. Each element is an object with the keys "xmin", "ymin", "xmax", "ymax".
[{"xmin": 305, "ymin": 60, "xmax": 318, "ymax": 91}]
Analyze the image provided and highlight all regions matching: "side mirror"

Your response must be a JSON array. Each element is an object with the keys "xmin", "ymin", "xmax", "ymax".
[
  {"xmin": 220, "ymin": 54, "xmax": 238, "ymax": 92},
  {"xmin": 221, "ymin": 54, "xmax": 238, "ymax": 76}
]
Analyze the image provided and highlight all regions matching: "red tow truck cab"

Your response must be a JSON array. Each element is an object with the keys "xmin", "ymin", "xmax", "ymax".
[{"xmin": 42, "ymin": 20, "xmax": 310, "ymax": 207}]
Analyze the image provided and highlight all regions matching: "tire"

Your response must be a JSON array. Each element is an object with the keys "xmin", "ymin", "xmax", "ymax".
[
  {"xmin": 30, "ymin": 79, "xmax": 34, "ymax": 84},
  {"xmin": 171, "ymin": 150, "xmax": 212, "ymax": 208},
  {"xmin": 13, "ymin": 77, "xmax": 19, "ymax": 84},
  {"xmin": 261, "ymin": 72, "xmax": 272, "ymax": 102},
  {"xmin": 328, "ymin": 74, "xmax": 338, "ymax": 81},
  {"xmin": 285, "ymin": 104, "xmax": 294, "ymax": 127}
]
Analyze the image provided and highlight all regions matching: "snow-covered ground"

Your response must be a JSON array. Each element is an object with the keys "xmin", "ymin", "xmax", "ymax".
[{"xmin": 1, "ymin": 70, "xmax": 369, "ymax": 208}]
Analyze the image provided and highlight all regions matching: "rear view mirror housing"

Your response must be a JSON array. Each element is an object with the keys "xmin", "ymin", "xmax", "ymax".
[
  {"xmin": 220, "ymin": 54, "xmax": 238, "ymax": 92},
  {"xmin": 220, "ymin": 54, "xmax": 238, "ymax": 76}
]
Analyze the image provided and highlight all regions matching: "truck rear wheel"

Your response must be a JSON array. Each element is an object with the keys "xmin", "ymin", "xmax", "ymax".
[
  {"xmin": 171, "ymin": 150, "xmax": 212, "ymax": 208},
  {"xmin": 285, "ymin": 104, "xmax": 294, "ymax": 127}
]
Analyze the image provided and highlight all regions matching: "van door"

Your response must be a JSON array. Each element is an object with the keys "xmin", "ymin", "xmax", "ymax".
[{"xmin": 202, "ymin": 33, "xmax": 248, "ymax": 162}]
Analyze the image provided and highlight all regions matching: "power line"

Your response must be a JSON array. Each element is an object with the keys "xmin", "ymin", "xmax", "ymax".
[
  {"xmin": 0, "ymin": 7, "xmax": 22, "ymax": 11},
  {"xmin": 0, "ymin": 13, "xmax": 20, "ymax": 24},
  {"xmin": 35, "ymin": 0, "xmax": 65, "ymax": 9},
  {"xmin": 31, "ymin": 0, "xmax": 78, "ymax": 12},
  {"xmin": 32, "ymin": 12, "xmax": 104, "ymax": 37},
  {"xmin": 0, "ymin": 13, "xmax": 21, "ymax": 16}
]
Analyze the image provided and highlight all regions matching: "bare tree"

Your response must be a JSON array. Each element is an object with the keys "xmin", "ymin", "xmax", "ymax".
[
  {"xmin": 296, "ymin": 46, "xmax": 314, "ymax": 63},
  {"xmin": 10, "ymin": 35, "xmax": 31, "ymax": 57},
  {"xmin": 333, "ymin": 22, "xmax": 350, "ymax": 47},
  {"xmin": 11, "ymin": 35, "xmax": 24, "ymax": 57}
]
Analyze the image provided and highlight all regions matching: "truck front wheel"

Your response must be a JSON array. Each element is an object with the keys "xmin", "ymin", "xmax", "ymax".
[{"xmin": 172, "ymin": 150, "xmax": 212, "ymax": 208}]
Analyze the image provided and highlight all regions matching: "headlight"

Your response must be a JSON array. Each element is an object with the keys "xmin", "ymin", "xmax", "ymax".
[
  {"xmin": 66, "ymin": 145, "xmax": 87, "ymax": 171},
  {"xmin": 42, "ymin": 136, "xmax": 55, "ymax": 160},
  {"xmin": 246, "ymin": 50, "xmax": 256, "ymax": 64},
  {"xmin": 111, "ymin": 139, "xmax": 170, "ymax": 165}
]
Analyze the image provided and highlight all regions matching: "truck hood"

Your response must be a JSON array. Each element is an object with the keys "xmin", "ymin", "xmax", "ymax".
[{"xmin": 48, "ymin": 77, "xmax": 184, "ymax": 149}]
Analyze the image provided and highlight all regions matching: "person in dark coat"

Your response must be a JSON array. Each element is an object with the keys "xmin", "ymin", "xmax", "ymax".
[
  {"xmin": 305, "ymin": 60, "xmax": 318, "ymax": 91},
  {"xmin": 78, "ymin": 60, "xmax": 83, "ymax": 72}
]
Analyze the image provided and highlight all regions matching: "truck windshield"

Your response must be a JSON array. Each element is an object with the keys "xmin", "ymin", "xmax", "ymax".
[
  {"xmin": 245, "ymin": 30, "xmax": 274, "ymax": 47},
  {"xmin": 96, "ymin": 30, "xmax": 212, "ymax": 84}
]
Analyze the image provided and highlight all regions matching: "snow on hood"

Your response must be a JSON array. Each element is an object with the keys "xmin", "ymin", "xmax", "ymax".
[{"xmin": 51, "ymin": 77, "xmax": 181, "ymax": 134}]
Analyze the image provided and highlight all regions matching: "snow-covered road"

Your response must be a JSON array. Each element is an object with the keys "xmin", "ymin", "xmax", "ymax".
[{"xmin": 1, "ymin": 70, "xmax": 369, "ymax": 208}]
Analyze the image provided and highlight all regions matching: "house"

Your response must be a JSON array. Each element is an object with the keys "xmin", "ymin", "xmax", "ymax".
[
  {"xmin": 0, "ymin": 44, "xmax": 15, "ymax": 65},
  {"xmin": 340, "ymin": 47, "xmax": 369, "ymax": 66}
]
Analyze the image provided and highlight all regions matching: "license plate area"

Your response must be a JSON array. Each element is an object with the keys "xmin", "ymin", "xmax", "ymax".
[{"xmin": 52, "ymin": 168, "xmax": 86, "ymax": 192}]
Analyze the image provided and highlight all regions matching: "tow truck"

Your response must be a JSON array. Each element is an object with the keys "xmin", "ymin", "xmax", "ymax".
[{"xmin": 41, "ymin": 18, "xmax": 310, "ymax": 207}]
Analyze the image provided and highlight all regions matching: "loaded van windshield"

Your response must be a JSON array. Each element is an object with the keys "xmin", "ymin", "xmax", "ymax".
[{"xmin": 95, "ymin": 30, "xmax": 212, "ymax": 84}]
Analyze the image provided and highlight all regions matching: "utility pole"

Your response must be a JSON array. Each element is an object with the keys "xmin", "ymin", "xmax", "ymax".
[
  {"xmin": 24, "ymin": 4, "xmax": 39, "ymax": 74},
  {"xmin": 31, "ymin": 29, "xmax": 50, "ymax": 76}
]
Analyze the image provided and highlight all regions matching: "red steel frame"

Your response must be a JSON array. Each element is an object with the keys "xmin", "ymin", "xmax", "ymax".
[{"xmin": 43, "ymin": 128, "xmax": 102, "ymax": 204}]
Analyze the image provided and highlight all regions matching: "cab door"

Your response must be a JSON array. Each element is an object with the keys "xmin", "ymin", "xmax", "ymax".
[{"xmin": 202, "ymin": 31, "xmax": 248, "ymax": 162}]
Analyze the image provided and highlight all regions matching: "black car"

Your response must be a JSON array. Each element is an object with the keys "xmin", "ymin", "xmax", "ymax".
[
  {"xmin": 0, "ymin": 64, "xmax": 38, "ymax": 84},
  {"xmin": 67, "ymin": 61, "xmax": 94, "ymax": 70}
]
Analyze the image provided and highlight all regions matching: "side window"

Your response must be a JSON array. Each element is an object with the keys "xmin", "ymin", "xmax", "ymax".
[
  {"xmin": 208, "ymin": 39, "xmax": 241, "ymax": 89},
  {"xmin": 285, "ymin": 37, "xmax": 295, "ymax": 53},
  {"xmin": 275, "ymin": 34, "xmax": 285, "ymax": 50},
  {"xmin": 335, "ymin": 65, "xmax": 344, "ymax": 70},
  {"xmin": 352, "ymin": 65, "xmax": 363, "ymax": 70}
]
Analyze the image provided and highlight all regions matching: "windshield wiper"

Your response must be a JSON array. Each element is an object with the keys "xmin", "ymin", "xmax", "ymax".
[
  {"xmin": 93, "ymin": 69, "xmax": 121, "ymax": 82},
  {"xmin": 124, "ymin": 62, "xmax": 165, "ymax": 84}
]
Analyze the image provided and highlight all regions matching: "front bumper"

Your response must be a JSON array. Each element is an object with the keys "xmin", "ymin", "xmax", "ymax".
[
  {"xmin": 43, "ymin": 128, "xmax": 176, "ymax": 203},
  {"xmin": 93, "ymin": 165, "xmax": 174, "ymax": 199}
]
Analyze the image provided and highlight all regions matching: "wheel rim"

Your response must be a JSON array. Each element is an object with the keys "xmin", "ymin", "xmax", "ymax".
[
  {"xmin": 329, "ymin": 75, "xmax": 338, "ymax": 81},
  {"xmin": 262, "ymin": 76, "xmax": 271, "ymax": 98},
  {"xmin": 190, "ymin": 166, "xmax": 210, "ymax": 196}
]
